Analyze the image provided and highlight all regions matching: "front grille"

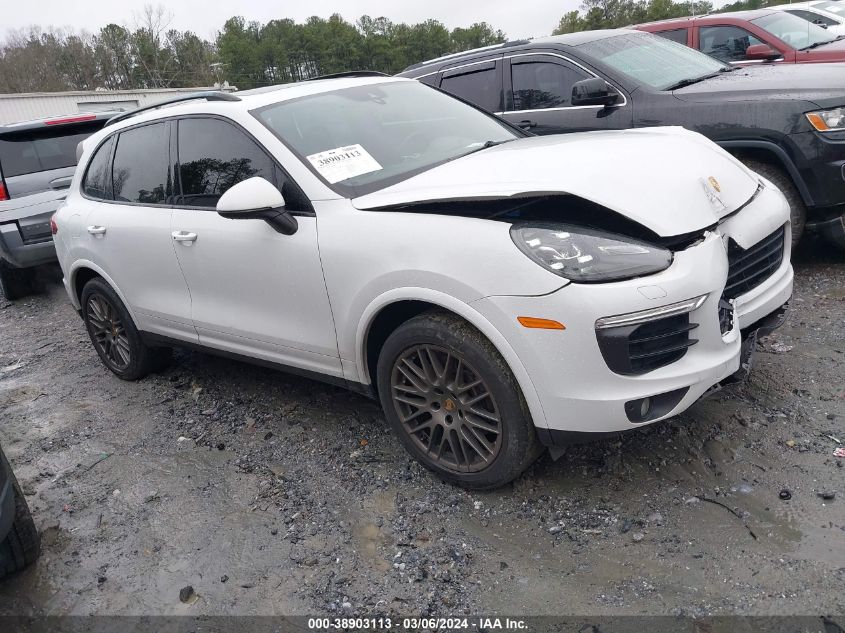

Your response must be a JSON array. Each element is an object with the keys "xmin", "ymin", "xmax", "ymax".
[
  {"xmin": 597, "ymin": 313, "xmax": 699, "ymax": 376},
  {"xmin": 719, "ymin": 225, "xmax": 786, "ymax": 334}
]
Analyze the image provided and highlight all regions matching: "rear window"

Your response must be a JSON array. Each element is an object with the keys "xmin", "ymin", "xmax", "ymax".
[{"xmin": 0, "ymin": 124, "xmax": 99, "ymax": 178}]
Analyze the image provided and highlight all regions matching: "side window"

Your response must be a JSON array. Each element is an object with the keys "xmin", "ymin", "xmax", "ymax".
[
  {"xmin": 82, "ymin": 136, "xmax": 114, "ymax": 200},
  {"xmin": 699, "ymin": 26, "xmax": 765, "ymax": 63},
  {"xmin": 656, "ymin": 28, "xmax": 689, "ymax": 45},
  {"xmin": 176, "ymin": 118, "xmax": 275, "ymax": 208},
  {"xmin": 111, "ymin": 123, "xmax": 169, "ymax": 205},
  {"xmin": 439, "ymin": 65, "xmax": 501, "ymax": 112},
  {"xmin": 510, "ymin": 60, "xmax": 590, "ymax": 111}
]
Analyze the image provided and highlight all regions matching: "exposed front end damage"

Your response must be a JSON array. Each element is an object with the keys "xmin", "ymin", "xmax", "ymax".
[{"xmin": 466, "ymin": 179, "xmax": 793, "ymax": 442}]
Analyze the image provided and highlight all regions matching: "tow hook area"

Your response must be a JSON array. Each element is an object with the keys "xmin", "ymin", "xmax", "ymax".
[{"xmin": 717, "ymin": 301, "xmax": 790, "ymax": 389}]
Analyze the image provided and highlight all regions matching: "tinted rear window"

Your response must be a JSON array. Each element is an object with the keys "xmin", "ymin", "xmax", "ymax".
[
  {"xmin": 112, "ymin": 122, "xmax": 170, "ymax": 205},
  {"xmin": 0, "ymin": 124, "xmax": 99, "ymax": 178}
]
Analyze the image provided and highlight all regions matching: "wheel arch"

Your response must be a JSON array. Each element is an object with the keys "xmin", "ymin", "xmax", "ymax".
[
  {"xmin": 355, "ymin": 288, "xmax": 550, "ymax": 431},
  {"xmin": 68, "ymin": 261, "xmax": 138, "ymax": 324},
  {"xmin": 719, "ymin": 140, "xmax": 814, "ymax": 207}
]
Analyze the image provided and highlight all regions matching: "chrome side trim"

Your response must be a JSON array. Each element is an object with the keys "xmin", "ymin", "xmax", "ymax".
[{"xmin": 595, "ymin": 294, "xmax": 708, "ymax": 330}]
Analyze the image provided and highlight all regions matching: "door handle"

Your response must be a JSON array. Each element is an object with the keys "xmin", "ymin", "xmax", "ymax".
[
  {"xmin": 87, "ymin": 225, "xmax": 107, "ymax": 235},
  {"xmin": 519, "ymin": 120, "xmax": 537, "ymax": 129},
  {"xmin": 172, "ymin": 230, "xmax": 198, "ymax": 243}
]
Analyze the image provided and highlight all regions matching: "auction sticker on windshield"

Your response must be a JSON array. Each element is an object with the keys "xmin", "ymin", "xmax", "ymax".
[{"xmin": 307, "ymin": 144, "xmax": 382, "ymax": 183}]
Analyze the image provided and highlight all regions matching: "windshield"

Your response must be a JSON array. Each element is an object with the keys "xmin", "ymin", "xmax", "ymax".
[
  {"xmin": 577, "ymin": 32, "xmax": 728, "ymax": 91},
  {"xmin": 815, "ymin": 1, "xmax": 845, "ymax": 16},
  {"xmin": 752, "ymin": 12, "xmax": 837, "ymax": 49},
  {"xmin": 253, "ymin": 81, "xmax": 518, "ymax": 197}
]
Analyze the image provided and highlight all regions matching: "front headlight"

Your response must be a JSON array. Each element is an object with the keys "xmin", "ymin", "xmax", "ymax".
[
  {"xmin": 510, "ymin": 224, "xmax": 673, "ymax": 283},
  {"xmin": 806, "ymin": 107, "xmax": 845, "ymax": 132}
]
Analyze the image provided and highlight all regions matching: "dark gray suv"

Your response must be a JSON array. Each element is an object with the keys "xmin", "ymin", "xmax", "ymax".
[{"xmin": 0, "ymin": 112, "xmax": 113, "ymax": 299}]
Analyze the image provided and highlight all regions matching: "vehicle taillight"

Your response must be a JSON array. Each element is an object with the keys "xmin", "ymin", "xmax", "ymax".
[
  {"xmin": 44, "ymin": 114, "xmax": 97, "ymax": 126},
  {"xmin": 50, "ymin": 215, "xmax": 58, "ymax": 235},
  {"xmin": 0, "ymin": 182, "xmax": 8, "ymax": 201}
]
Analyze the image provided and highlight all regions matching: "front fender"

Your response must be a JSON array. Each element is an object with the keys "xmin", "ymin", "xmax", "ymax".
[{"xmin": 352, "ymin": 287, "xmax": 550, "ymax": 432}]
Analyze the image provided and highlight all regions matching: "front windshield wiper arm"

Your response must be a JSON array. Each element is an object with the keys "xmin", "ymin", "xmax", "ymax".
[
  {"xmin": 800, "ymin": 35, "xmax": 843, "ymax": 51},
  {"xmin": 460, "ymin": 139, "xmax": 513, "ymax": 157},
  {"xmin": 664, "ymin": 69, "xmax": 730, "ymax": 91}
]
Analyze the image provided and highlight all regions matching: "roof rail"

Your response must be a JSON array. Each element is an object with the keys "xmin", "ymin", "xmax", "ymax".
[
  {"xmin": 306, "ymin": 71, "xmax": 389, "ymax": 81},
  {"xmin": 404, "ymin": 40, "xmax": 533, "ymax": 71},
  {"xmin": 104, "ymin": 91, "xmax": 241, "ymax": 127}
]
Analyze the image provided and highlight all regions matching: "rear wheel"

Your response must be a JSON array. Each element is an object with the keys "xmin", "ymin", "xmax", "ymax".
[
  {"xmin": 81, "ymin": 278, "xmax": 171, "ymax": 380},
  {"xmin": 0, "ymin": 261, "xmax": 35, "ymax": 301},
  {"xmin": 741, "ymin": 159, "xmax": 806, "ymax": 248},
  {"xmin": 0, "ymin": 457, "xmax": 40, "ymax": 578},
  {"xmin": 376, "ymin": 311, "xmax": 541, "ymax": 490}
]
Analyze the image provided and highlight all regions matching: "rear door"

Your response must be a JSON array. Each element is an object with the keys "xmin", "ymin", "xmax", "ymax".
[
  {"xmin": 82, "ymin": 121, "xmax": 196, "ymax": 341},
  {"xmin": 436, "ymin": 57, "xmax": 505, "ymax": 112},
  {"xmin": 500, "ymin": 52, "xmax": 633, "ymax": 134}
]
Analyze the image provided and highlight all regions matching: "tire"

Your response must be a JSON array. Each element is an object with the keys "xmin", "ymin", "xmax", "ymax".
[
  {"xmin": 81, "ymin": 277, "xmax": 171, "ymax": 381},
  {"xmin": 376, "ymin": 310, "xmax": 542, "ymax": 490},
  {"xmin": 741, "ymin": 159, "xmax": 806, "ymax": 248},
  {"xmin": 0, "ymin": 459, "xmax": 40, "ymax": 578},
  {"xmin": 0, "ymin": 260, "xmax": 35, "ymax": 301}
]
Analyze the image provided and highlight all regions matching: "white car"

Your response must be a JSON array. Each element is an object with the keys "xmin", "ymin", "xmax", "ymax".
[
  {"xmin": 769, "ymin": 1, "xmax": 845, "ymax": 34},
  {"xmin": 52, "ymin": 75, "xmax": 793, "ymax": 489}
]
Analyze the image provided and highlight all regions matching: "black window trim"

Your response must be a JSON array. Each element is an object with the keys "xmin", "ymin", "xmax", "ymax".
[
  {"xmin": 80, "ymin": 118, "xmax": 172, "ymax": 208},
  {"xmin": 172, "ymin": 114, "xmax": 313, "ymax": 216},
  {"xmin": 503, "ymin": 51, "xmax": 628, "ymax": 114},
  {"xmin": 79, "ymin": 114, "xmax": 314, "ymax": 216},
  {"xmin": 654, "ymin": 27, "xmax": 690, "ymax": 45},
  {"xmin": 79, "ymin": 133, "xmax": 117, "ymax": 202},
  {"xmin": 436, "ymin": 57, "xmax": 505, "ymax": 113}
]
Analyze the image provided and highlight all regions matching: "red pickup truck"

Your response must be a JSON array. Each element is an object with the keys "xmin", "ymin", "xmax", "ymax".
[{"xmin": 634, "ymin": 9, "xmax": 845, "ymax": 64}]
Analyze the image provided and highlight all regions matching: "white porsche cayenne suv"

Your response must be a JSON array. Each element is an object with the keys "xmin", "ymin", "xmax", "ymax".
[{"xmin": 52, "ymin": 74, "xmax": 793, "ymax": 489}]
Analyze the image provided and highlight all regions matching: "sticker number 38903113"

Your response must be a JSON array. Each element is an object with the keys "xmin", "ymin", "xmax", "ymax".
[{"xmin": 306, "ymin": 144, "xmax": 383, "ymax": 184}]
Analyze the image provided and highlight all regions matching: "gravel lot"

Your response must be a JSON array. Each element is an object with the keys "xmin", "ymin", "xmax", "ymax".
[{"xmin": 0, "ymin": 239, "xmax": 842, "ymax": 617}]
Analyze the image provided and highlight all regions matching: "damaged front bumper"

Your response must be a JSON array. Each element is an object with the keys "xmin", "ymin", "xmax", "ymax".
[{"xmin": 472, "ymin": 183, "xmax": 793, "ymax": 443}]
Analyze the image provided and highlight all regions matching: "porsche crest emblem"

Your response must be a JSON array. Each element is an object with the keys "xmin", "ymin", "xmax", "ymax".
[{"xmin": 708, "ymin": 176, "xmax": 721, "ymax": 193}]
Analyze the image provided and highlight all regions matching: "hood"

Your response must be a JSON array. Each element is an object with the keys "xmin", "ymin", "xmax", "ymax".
[
  {"xmin": 673, "ymin": 63, "xmax": 845, "ymax": 107},
  {"xmin": 353, "ymin": 128, "xmax": 759, "ymax": 238}
]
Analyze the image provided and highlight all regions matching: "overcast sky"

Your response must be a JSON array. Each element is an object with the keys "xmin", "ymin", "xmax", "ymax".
[{"xmin": 6, "ymin": 0, "xmax": 589, "ymax": 41}]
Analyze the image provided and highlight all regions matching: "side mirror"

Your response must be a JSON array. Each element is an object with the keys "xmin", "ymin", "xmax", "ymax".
[
  {"xmin": 216, "ymin": 177, "xmax": 298, "ymax": 236},
  {"xmin": 745, "ymin": 43, "xmax": 781, "ymax": 61},
  {"xmin": 571, "ymin": 78, "xmax": 620, "ymax": 107},
  {"xmin": 813, "ymin": 20, "xmax": 828, "ymax": 29}
]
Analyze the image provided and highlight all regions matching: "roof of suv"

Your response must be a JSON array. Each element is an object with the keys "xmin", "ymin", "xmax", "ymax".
[
  {"xmin": 634, "ymin": 9, "xmax": 778, "ymax": 29},
  {"xmin": 399, "ymin": 29, "xmax": 643, "ymax": 75},
  {"xmin": 97, "ymin": 76, "xmax": 412, "ymax": 133}
]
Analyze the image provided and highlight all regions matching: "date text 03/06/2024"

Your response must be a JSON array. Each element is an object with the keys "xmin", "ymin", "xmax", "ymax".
[{"xmin": 307, "ymin": 617, "xmax": 529, "ymax": 630}]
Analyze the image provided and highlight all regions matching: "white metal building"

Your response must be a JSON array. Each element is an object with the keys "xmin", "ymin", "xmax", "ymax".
[{"xmin": 0, "ymin": 86, "xmax": 236, "ymax": 125}]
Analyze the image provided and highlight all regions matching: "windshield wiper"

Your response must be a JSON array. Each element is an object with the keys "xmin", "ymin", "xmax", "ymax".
[
  {"xmin": 460, "ymin": 139, "xmax": 513, "ymax": 157},
  {"xmin": 800, "ymin": 35, "xmax": 843, "ymax": 51},
  {"xmin": 664, "ymin": 68, "xmax": 732, "ymax": 91}
]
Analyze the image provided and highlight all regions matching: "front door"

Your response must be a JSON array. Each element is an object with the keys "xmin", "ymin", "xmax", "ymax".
[
  {"xmin": 500, "ymin": 53, "xmax": 633, "ymax": 134},
  {"xmin": 169, "ymin": 116, "xmax": 342, "ymax": 378}
]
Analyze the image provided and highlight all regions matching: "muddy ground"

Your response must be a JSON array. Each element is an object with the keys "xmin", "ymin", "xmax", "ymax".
[{"xmin": 0, "ymin": 239, "xmax": 842, "ymax": 617}]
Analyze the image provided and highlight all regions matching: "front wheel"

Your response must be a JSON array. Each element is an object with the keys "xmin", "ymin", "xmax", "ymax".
[
  {"xmin": 741, "ymin": 159, "xmax": 806, "ymax": 248},
  {"xmin": 376, "ymin": 311, "xmax": 541, "ymax": 490},
  {"xmin": 81, "ymin": 278, "xmax": 171, "ymax": 381}
]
